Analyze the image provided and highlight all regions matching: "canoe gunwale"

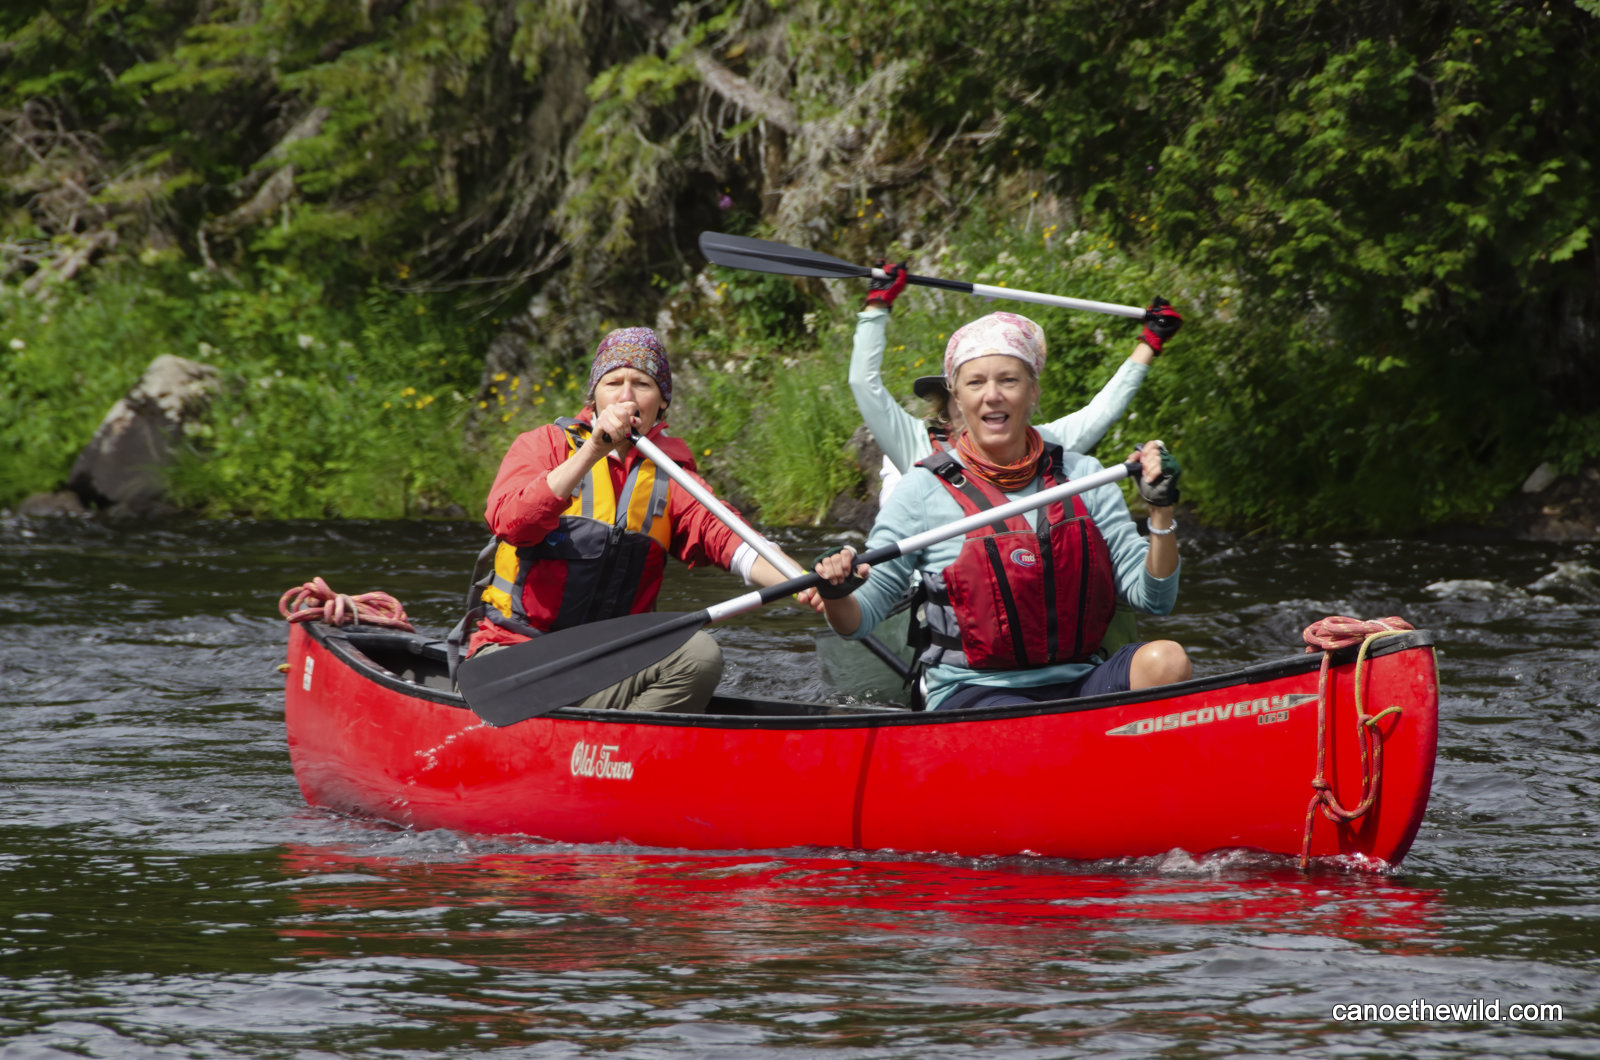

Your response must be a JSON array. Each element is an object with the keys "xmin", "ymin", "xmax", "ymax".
[{"xmin": 302, "ymin": 622, "xmax": 1435, "ymax": 732}]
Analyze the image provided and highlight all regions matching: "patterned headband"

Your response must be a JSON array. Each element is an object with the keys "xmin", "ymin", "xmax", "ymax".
[
  {"xmin": 943, "ymin": 312, "xmax": 1047, "ymax": 384},
  {"xmin": 587, "ymin": 327, "xmax": 672, "ymax": 407}
]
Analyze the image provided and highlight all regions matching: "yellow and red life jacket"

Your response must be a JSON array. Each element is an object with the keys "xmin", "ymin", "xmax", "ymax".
[{"xmin": 480, "ymin": 418, "xmax": 672, "ymax": 637}]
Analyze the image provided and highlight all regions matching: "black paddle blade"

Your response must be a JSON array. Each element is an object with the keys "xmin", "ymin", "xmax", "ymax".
[
  {"xmin": 699, "ymin": 231, "xmax": 871, "ymax": 280},
  {"xmin": 459, "ymin": 611, "xmax": 709, "ymax": 726}
]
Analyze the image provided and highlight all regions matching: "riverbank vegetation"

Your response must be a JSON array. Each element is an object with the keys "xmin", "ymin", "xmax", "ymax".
[{"xmin": 3, "ymin": 0, "xmax": 1596, "ymax": 534}]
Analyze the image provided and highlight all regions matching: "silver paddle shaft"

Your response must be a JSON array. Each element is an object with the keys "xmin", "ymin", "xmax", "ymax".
[
  {"xmin": 870, "ymin": 267, "xmax": 1145, "ymax": 319},
  {"xmin": 703, "ymin": 459, "xmax": 1138, "ymax": 623},
  {"xmin": 631, "ymin": 433, "xmax": 803, "ymax": 578}
]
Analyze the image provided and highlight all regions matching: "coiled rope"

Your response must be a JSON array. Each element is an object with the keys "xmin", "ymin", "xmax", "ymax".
[
  {"xmin": 279, "ymin": 576, "xmax": 415, "ymax": 631},
  {"xmin": 1299, "ymin": 615, "xmax": 1414, "ymax": 868}
]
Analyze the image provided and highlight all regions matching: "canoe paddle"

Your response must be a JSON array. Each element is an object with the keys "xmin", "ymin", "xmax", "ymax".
[
  {"xmin": 699, "ymin": 231, "xmax": 1147, "ymax": 320},
  {"xmin": 458, "ymin": 458, "xmax": 1141, "ymax": 726},
  {"xmin": 629, "ymin": 431, "xmax": 914, "ymax": 682}
]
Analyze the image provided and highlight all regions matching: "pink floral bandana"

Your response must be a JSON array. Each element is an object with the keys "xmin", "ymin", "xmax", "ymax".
[{"xmin": 943, "ymin": 312, "xmax": 1047, "ymax": 384}]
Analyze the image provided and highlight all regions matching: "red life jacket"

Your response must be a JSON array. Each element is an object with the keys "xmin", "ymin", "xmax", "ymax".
[
  {"xmin": 479, "ymin": 418, "xmax": 672, "ymax": 638},
  {"xmin": 917, "ymin": 445, "xmax": 1116, "ymax": 670}
]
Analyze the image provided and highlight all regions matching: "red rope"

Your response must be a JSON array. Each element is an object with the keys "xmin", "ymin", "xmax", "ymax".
[
  {"xmin": 1303, "ymin": 615, "xmax": 1412, "ymax": 652},
  {"xmin": 1299, "ymin": 616, "xmax": 1414, "ymax": 868},
  {"xmin": 279, "ymin": 576, "xmax": 415, "ymax": 631}
]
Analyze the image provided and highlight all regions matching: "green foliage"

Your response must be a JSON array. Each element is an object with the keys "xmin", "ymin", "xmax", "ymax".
[
  {"xmin": 702, "ymin": 267, "xmax": 815, "ymax": 349},
  {"xmin": 555, "ymin": 51, "xmax": 692, "ymax": 262},
  {"xmin": 0, "ymin": 280, "xmax": 165, "ymax": 502},
  {"xmin": 112, "ymin": 0, "xmax": 498, "ymax": 274},
  {"xmin": 819, "ymin": 0, "xmax": 1599, "ymax": 533},
  {"xmin": 165, "ymin": 271, "xmax": 497, "ymax": 518},
  {"xmin": 0, "ymin": 0, "xmax": 597, "ymax": 288},
  {"xmin": 0, "ymin": 2, "xmax": 193, "ymax": 117},
  {"xmin": 5, "ymin": 0, "xmax": 1598, "ymax": 534},
  {"xmin": 843, "ymin": 0, "xmax": 1597, "ymax": 316},
  {"xmin": 1541, "ymin": 411, "xmax": 1600, "ymax": 478},
  {"xmin": 1164, "ymin": 317, "xmax": 1535, "ymax": 535},
  {"xmin": 0, "ymin": 264, "xmax": 507, "ymax": 517},
  {"xmin": 668, "ymin": 341, "xmax": 859, "ymax": 526}
]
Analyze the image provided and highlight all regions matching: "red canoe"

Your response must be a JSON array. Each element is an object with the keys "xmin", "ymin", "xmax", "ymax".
[{"xmin": 283, "ymin": 621, "xmax": 1438, "ymax": 868}]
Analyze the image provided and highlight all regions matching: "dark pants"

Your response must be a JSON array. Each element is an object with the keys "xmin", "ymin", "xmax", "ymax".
[
  {"xmin": 935, "ymin": 643, "xmax": 1145, "ymax": 711},
  {"xmin": 476, "ymin": 630, "xmax": 722, "ymax": 713}
]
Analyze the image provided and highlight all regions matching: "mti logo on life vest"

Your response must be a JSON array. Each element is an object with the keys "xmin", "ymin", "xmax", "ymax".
[
  {"xmin": 1104, "ymin": 693, "xmax": 1319, "ymax": 737},
  {"xmin": 1009, "ymin": 548, "xmax": 1038, "ymax": 567}
]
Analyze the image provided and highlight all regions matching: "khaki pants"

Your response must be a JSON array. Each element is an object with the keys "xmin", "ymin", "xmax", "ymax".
[{"xmin": 477, "ymin": 629, "xmax": 723, "ymax": 714}]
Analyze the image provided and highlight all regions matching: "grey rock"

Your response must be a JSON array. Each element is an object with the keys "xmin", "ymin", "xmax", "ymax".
[
  {"xmin": 1521, "ymin": 462, "xmax": 1559, "ymax": 494},
  {"xmin": 67, "ymin": 354, "xmax": 220, "ymax": 517},
  {"xmin": 14, "ymin": 491, "xmax": 89, "ymax": 517},
  {"xmin": 823, "ymin": 424, "xmax": 884, "ymax": 533}
]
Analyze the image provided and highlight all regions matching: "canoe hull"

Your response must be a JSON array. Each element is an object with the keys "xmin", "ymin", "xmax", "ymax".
[{"xmin": 284, "ymin": 623, "xmax": 1438, "ymax": 866}]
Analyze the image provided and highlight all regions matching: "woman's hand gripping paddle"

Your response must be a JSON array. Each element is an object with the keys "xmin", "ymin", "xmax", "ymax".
[
  {"xmin": 457, "ymin": 459, "xmax": 1141, "ymax": 726},
  {"xmin": 699, "ymin": 231, "xmax": 1146, "ymax": 320}
]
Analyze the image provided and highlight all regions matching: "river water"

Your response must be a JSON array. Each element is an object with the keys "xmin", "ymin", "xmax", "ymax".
[{"xmin": 2, "ymin": 516, "xmax": 1598, "ymax": 1058}]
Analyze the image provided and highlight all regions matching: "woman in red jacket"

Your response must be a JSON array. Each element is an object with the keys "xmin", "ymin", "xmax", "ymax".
[{"xmin": 468, "ymin": 327, "xmax": 818, "ymax": 713}]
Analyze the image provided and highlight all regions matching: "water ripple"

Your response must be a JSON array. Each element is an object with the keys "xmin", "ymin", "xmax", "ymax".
[{"xmin": 1, "ymin": 518, "xmax": 1596, "ymax": 1056}]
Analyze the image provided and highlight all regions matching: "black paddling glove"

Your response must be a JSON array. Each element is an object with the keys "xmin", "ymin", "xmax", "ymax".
[
  {"xmin": 1136, "ymin": 444, "xmax": 1182, "ymax": 508},
  {"xmin": 813, "ymin": 546, "xmax": 867, "ymax": 599}
]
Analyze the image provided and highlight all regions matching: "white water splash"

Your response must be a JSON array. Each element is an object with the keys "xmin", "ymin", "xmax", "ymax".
[
  {"xmin": 413, "ymin": 720, "xmax": 489, "ymax": 773},
  {"xmin": 1527, "ymin": 560, "xmax": 1600, "ymax": 600}
]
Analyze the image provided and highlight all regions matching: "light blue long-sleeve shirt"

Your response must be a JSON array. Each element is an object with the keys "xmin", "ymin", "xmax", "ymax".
[
  {"xmin": 848, "ymin": 306, "xmax": 1149, "ymax": 503},
  {"xmin": 846, "ymin": 437, "xmax": 1180, "ymax": 709}
]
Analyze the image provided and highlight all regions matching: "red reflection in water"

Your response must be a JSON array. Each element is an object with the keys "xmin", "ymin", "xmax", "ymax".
[{"xmin": 276, "ymin": 844, "xmax": 1443, "ymax": 965}]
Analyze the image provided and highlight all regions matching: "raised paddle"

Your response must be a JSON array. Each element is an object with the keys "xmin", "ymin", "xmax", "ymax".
[
  {"xmin": 628, "ymin": 431, "xmax": 913, "ymax": 682},
  {"xmin": 699, "ymin": 231, "xmax": 1147, "ymax": 320},
  {"xmin": 458, "ymin": 458, "xmax": 1141, "ymax": 726}
]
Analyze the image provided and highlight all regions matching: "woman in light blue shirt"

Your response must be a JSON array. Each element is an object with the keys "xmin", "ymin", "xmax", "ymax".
[
  {"xmin": 816, "ymin": 311, "xmax": 1191, "ymax": 711},
  {"xmin": 849, "ymin": 261, "xmax": 1173, "ymax": 506}
]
